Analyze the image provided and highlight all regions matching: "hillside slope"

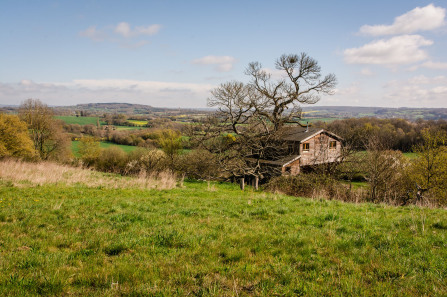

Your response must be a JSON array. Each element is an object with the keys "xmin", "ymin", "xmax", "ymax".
[{"xmin": 0, "ymin": 176, "xmax": 446, "ymax": 296}]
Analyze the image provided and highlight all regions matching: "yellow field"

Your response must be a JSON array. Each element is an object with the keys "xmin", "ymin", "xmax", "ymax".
[{"xmin": 128, "ymin": 120, "xmax": 148, "ymax": 126}]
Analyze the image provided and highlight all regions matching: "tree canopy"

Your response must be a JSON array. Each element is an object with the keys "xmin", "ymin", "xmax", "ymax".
[
  {"xmin": 0, "ymin": 113, "xmax": 36, "ymax": 159},
  {"xmin": 208, "ymin": 53, "xmax": 337, "ymax": 134}
]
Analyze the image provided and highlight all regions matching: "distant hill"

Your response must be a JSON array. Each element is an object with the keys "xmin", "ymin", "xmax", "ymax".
[
  {"xmin": 301, "ymin": 106, "xmax": 447, "ymax": 121},
  {"xmin": 2, "ymin": 102, "xmax": 446, "ymax": 120},
  {"xmin": 50, "ymin": 102, "xmax": 209, "ymax": 117}
]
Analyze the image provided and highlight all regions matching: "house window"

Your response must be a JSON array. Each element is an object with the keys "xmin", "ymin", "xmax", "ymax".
[
  {"xmin": 303, "ymin": 143, "xmax": 309, "ymax": 151},
  {"xmin": 329, "ymin": 141, "xmax": 337, "ymax": 149}
]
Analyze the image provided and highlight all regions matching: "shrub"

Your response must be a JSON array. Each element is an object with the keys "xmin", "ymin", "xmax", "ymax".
[
  {"xmin": 126, "ymin": 148, "xmax": 167, "ymax": 174},
  {"xmin": 95, "ymin": 147, "xmax": 128, "ymax": 173},
  {"xmin": 178, "ymin": 149, "xmax": 219, "ymax": 179},
  {"xmin": 78, "ymin": 137, "xmax": 102, "ymax": 166},
  {"xmin": 266, "ymin": 173, "xmax": 367, "ymax": 203}
]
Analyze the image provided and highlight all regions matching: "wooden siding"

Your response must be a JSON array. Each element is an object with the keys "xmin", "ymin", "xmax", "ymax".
[
  {"xmin": 298, "ymin": 133, "xmax": 341, "ymax": 167},
  {"xmin": 282, "ymin": 158, "xmax": 301, "ymax": 175}
]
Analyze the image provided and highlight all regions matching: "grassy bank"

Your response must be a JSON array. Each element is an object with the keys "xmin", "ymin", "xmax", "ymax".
[{"xmin": 0, "ymin": 168, "xmax": 446, "ymax": 296}]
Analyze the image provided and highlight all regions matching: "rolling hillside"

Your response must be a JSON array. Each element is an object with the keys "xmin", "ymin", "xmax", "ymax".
[{"xmin": 0, "ymin": 161, "xmax": 446, "ymax": 296}]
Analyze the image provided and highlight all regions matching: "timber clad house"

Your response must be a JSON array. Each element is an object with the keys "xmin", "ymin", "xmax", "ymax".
[{"xmin": 255, "ymin": 126, "xmax": 343, "ymax": 176}]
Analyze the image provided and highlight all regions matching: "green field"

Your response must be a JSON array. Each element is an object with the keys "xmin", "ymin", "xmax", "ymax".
[
  {"xmin": 55, "ymin": 116, "xmax": 105, "ymax": 126},
  {"xmin": 0, "ymin": 177, "xmax": 446, "ymax": 296},
  {"xmin": 127, "ymin": 119, "xmax": 148, "ymax": 126},
  {"xmin": 71, "ymin": 141, "xmax": 137, "ymax": 156},
  {"xmin": 300, "ymin": 117, "xmax": 339, "ymax": 124}
]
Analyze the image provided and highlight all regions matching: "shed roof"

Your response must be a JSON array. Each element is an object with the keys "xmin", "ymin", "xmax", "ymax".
[
  {"xmin": 279, "ymin": 126, "xmax": 343, "ymax": 142},
  {"xmin": 247, "ymin": 155, "xmax": 301, "ymax": 167}
]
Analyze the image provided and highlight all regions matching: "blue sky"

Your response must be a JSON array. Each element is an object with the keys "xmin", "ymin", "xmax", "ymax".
[{"xmin": 1, "ymin": 0, "xmax": 446, "ymax": 108}]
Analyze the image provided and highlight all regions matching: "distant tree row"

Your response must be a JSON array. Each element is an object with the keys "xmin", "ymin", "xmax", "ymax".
[{"xmin": 318, "ymin": 117, "xmax": 447, "ymax": 152}]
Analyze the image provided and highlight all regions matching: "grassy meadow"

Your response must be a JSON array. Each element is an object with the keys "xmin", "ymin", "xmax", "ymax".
[
  {"xmin": 71, "ymin": 141, "xmax": 137, "ymax": 157},
  {"xmin": 0, "ymin": 161, "xmax": 447, "ymax": 296},
  {"xmin": 55, "ymin": 116, "xmax": 105, "ymax": 126}
]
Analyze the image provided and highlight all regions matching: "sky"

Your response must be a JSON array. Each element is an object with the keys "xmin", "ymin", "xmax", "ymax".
[{"xmin": 1, "ymin": 0, "xmax": 447, "ymax": 108}]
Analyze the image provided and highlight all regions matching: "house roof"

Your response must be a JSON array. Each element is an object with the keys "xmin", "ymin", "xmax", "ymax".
[{"xmin": 279, "ymin": 126, "xmax": 343, "ymax": 142}]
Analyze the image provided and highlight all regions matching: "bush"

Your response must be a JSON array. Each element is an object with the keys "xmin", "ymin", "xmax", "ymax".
[
  {"xmin": 95, "ymin": 147, "xmax": 128, "ymax": 173},
  {"xmin": 266, "ymin": 173, "xmax": 367, "ymax": 203},
  {"xmin": 178, "ymin": 149, "xmax": 218, "ymax": 179},
  {"xmin": 125, "ymin": 148, "xmax": 167, "ymax": 174},
  {"xmin": 78, "ymin": 137, "xmax": 102, "ymax": 166}
]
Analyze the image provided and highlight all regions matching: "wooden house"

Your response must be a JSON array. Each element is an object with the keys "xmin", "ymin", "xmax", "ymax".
[{"xmin": 254, "ymin": 126, "xmax": 343, "ymax": 176}]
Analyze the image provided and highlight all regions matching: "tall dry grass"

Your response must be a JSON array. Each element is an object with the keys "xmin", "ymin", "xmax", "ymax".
[{"xmin": 0, "ymin": 159, "xmax": 177, "ymax": 190}]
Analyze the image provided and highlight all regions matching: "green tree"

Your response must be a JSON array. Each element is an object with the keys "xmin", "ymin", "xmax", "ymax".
[
  {"xmin": 78, "ymin": 136, "xmax": 102, "ymax": 166},
  {"xmin": 410, "ymin": 128, "xmax": 447, "ymax": 204},
  {"xmin": 157, "ymin": 129, "xmax": 182, "ymax": 167},
  {"xmin": 19, "ymin": 99, "xmax": 71, "ymax": 161},
  {"xmin": 0, "ymin": 113, "xmax": 36, "ymax": 159}
]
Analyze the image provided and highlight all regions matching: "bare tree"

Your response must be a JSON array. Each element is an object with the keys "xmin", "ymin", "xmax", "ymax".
[
  {"xmin": 19, "ymin": 99, "xmax": 71, "ymax": 161},
  {"xmin": 208, "ymin": 53, "xmax": 336, "ymax": 135},
  {"xmin": 200, "ymin": 53, "xmax": 336, "ymax": 181}
]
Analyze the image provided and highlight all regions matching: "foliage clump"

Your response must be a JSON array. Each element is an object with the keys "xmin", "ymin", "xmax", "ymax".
[{"xmin": 0, "ymin": 114, "xmax": 36, "ymax": 159}]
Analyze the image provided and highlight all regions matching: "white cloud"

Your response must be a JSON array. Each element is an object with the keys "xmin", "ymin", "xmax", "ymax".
[
  {"xmin": 360, "ymin": 4, "xmax": 446, "ymax": 36},
  {"xmin": 318, "ymin": 83, "xmax": 364, "ymax": 105},
  {"xmin": 420, "ymin": 60, "xmax": 447, "ymax": 70},
  {"xmin": 115, "ymin": 22, "xmax": 131, "ymax": 37},
  {"xmin": 80, "ymin": 22, "xmax": 161, "ymax": 44},
  {"xmin": 135, "ymin": 24, "xmax": 162, "ymax": 36},
  {"xmin": 79, "ymin": 26, "xmax": 105, "ymax": 41},
  {"xmin": 114, "ymin": 22, "xmax": 162, "ymax": 38},
  {"xmin": 333, "ymin": 84, "xmax": 360, "ymax": 96},
  {"xmin": 408, "ymin": 60, "xmax": 447, "ymax": 71},
  {"xmin": 192, "ymin": 55, "xmax": 237, "ymax": 72},
  {"xmin": 383, "ymin": 75, "xmax": 447, "ymax": 107},
  {"xmin": 360, "ymin": 68, "xmax": 374, "ymax": 76},
  {"xmin": 407, "ymin": 75, "xmax": 447, "ymax": 85},
  {"xmin": 0, "ymin": 79, "xmax": 214, "ymax": 108},
  {"xmin": 344, "ymin": 35, "xmax": 433, "ymax": 65}
]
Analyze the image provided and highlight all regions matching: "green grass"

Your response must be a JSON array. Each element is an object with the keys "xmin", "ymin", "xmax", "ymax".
[
  {"xmin": 55, "ymin": 116, "xmax": 105, "ymax": 126},
  {"xmin": 0, "ymin": 179, "xmax": 446, "ymax": 296},
  {"xmin": 403, "ymin": 152, "xmax": 419, "ymax": 159},
  {"xmin": 71, "ymin": 141, "xmax": 137, "ymax": 157}
]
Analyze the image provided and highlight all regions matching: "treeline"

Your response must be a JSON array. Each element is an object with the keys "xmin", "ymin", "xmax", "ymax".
[
  {"xmin": 64, "ymin": 123, "xmax": 190, "ymax": 149},
  {"xmin": 76, "ymin": 135, "xmax": 216, "ymax": 180},
  {"xmin": 318, "ymin": 117, "xmax": 447, "ymax": 152}
]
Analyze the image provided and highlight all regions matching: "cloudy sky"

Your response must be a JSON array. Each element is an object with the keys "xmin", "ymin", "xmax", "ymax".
[{"xmin": 1, "ymin": 0, "xmax": 446, "ymax": 108}]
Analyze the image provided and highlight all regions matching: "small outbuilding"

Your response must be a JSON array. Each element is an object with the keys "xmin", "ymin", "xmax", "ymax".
[{"xmin": 254, "ymin": 126, "xmax": 343, "ymax": 176}]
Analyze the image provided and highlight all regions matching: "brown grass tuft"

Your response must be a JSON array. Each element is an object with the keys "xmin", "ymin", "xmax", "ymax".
[{"xmin": 0, "ymin": 159, "xmax": 177, "ymax": 190}]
